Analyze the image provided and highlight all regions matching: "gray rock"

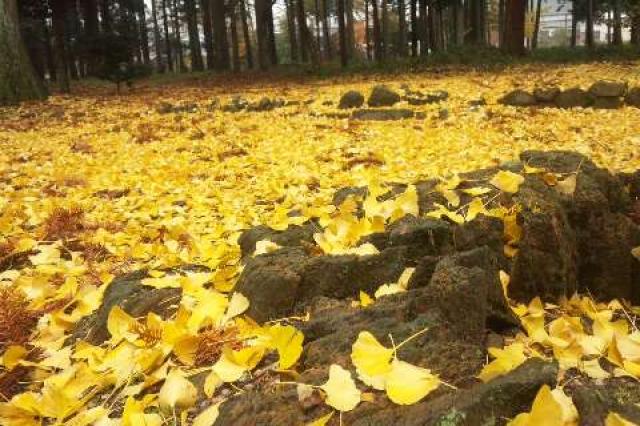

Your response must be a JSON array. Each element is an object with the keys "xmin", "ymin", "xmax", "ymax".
[
  {"xmin": 237, "ymin": 222, "xmax": 321, "ymax": 258},
  {"xmin": 338, "ymin": 90, "xmax": 365, "ymax": 109},
  {"xmin": 533, "ymin": 86, "xmax": 561, "ymax": 102},
  {"xmin": 625, "ymin": 87, "xmax": 640, "ymax": 107},
  {"xmin": 222, "ymin": 95, "xmax": 249, "ymax": 112},
  {"xmin": 555, "ymin": 88, "xmax": 593, "ymax": 108},
  {"xmin": 589, "ymin": 80, "xmax": 627, "ymax": 97},
  {"xmin": 592, "ymin": 96, "xmax": 623, "ymax": 109},
  {"xmin": 406, "ymin": 90, "xmax": 449, "ymax": 105},
  {"xmin": 368, "ymin": 85, "xmax": 401, "ymax": 107},
  {"xmin": 499, "ymin": 89, "xmax": 537, "ymax": 106}
]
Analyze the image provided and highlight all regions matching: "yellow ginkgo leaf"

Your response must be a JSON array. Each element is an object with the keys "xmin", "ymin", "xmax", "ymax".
[
  {"xmin": 213, "ymin": 346, "xmax": 265, "ymax": 382},
  {"xmin": 193, "ymin": 402, "xmax": 222, "ymax": 426},
  {"xmin": 254, "ymin": 240, "xmax": 281, "ymax": 256},
  {"xmin": 320, "ymin": 364, "xmax": 361, "ymax": 412},
  {"xmin": 158, "ymin": 369, "xmax": 198, "ymax": 413},
  {"xmin": 306, "ymin": 411, "xmax": 334, "ymax": 426},
  {"xmin": 606, "ymin": 412, "xmax": 638, "ymax": 426},
  {"xmin": 478, "ymin": 342, "xmax": 527, "ymax": 382},
  {"xmin": 351, "ymin": 331, "xmax": 393, "ymax": 377},
  {"xmin": 632, "ymin": 246, "xmax": 640, "ymax": 260},
  {"xmin": 359, "ymin": 291, "xmax": 374, "ymax": 307},
  {"xmin": 508, "ymin": 385, "xmax": 565, "ymax": 426},
  {"xmin": 106, "ymin": 306, "xmax": 137, "ymax": 344},
  {"xmin": 266, "ymin": 324, "xmax": 304, "ymax": 369},
  {"xmin": 2, "ymin": 345, "xmax": 28, "ymax": 370},
  {"xmin": 385, "ymin": 359, "xmax": 440, "ymax": 405},
  {"xmin": 221, "ymin": 292, "xmax": 250, "ymax": 324},
  {"xmin": 490, "ymin": 170, "xmax": 525, "ymax": 194},
  {"xmin": 203, "ymin": 371, "xmax": 223, "ymax": 398}
]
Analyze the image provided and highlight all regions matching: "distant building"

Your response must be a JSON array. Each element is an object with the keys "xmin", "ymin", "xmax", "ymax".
[{"xmin": 538, "ymin": 0, "xmax": 631, "ymax": 46}]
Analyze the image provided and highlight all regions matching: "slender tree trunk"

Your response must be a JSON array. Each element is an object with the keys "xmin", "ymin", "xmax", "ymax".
[
  {"xmin": 51, "ymin": 0, "xmax": 70, "ymax": 92},
  {"xmin": 498, "ymin": 0, "xmax": 505, "ymax": 47},
  {"xmin": 201, "ymin": 0, "xmax": 214, "ymax": 68},
  {"xmin": 296, "ymin": 0, "xmax": 308, "ymax": 61},
  {"xmin": 381, "ymin": 0, "xmax": 388, "ymax": 58},
  {"xmin": 286, "ymin": 0, "xmax": 299, "ymax": 62},
  {"xmin": 230, "ymin": 4, "xmax": 241, "ymax": 70},
  {"xmin": 240, "ymin": 0, "xmax": 253, "ymax": 68},
  {"xmin": 162, "ymin": 0, "xmax": 174, "ymax": 71},
  {"xmin": 211, "ymin": 0, "xmax": 229, "ymax": 69},
  {"xmin": 346, "ymin": 0, "xmax": 355, "ymax": 56},
  {"xmin": 138, "ymin": 0, "xmax": 151, "ymax": 64},
  {"xmin": 613, "ymin": 0, "xmax": 622, "ymax": 45},
  {"xmin": 297, "ymin": 0, "xmax": 318, "ymax": 64},
  {"xmin": 314, "ymin": 0, "xmax": 321, "ymax": 50},
  {"xmin": 586, "ymin": 0, "xmax": 594, "ymax": 48},
  {"xmin": 150, "ymin": 0, "xmax": 164, "ymax": 71},
  {"xmin": 570, "ymin": 0, "xmax": 577, "ymax": 47},
  {"xmin": 365, "ymin": 0, "xmax": 371, "ymax": 59},
  {"xmin": 398, "ymin": 0, "xmax": 407, "ymax": 56},
  {"xmin": 532, "ymin": 0, "xmax": 541, "ymax": 48},
  {"xmin": 418, "ymin": 0, "xmax": 427, "ymax": 55},
  {"xmin": 337, "ymin": 0, "xmax": 348, "ymax": 66},
  {"xmin": 67, "ymin": 0, "xmax": 81, "ymax": 80},
  {"xmin": 172, "ymin": 0, "xmax": 185, "ymax": 71},
  {"xmin": 44, "ymin": 18, "xmax": 57, "ymax": 80},
  {"xmin": 410, "ymin": 0, "xmax": 417, "ymax": 55},
  {"xmin": 372, "ymin": 0, "xmax": 383, "ymax": 60},
  {"xmin": 504, "ymin": 0, "xmax": 525, "ymax": 55},
  {"xmin": 1, "ymin": 0, "xmax": 47, "ymax": 104},
  {"xmin": 267, "ymin": 6, "xmax": 278, "ymax": 64},
  {"xmin": 81, "ymin": 0, "xmax": 99, "ymax": 74},
  {"xmin": 632, "ymin": 12, "xmax": 640, "ymax": 45},
  {"xmin": 322, "ymin": 0, "xmax": 332, "ymax": 59},
  {"xmin": 184, "ymin": 0, "xmax": 203, "ymax": 70},
  {"xmin": 255, "ymin": 0, "xmax": 271, "ymax": 68}
]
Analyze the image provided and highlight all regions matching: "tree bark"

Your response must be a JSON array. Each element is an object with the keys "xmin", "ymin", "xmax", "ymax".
[
  {"xmin": 337, "ymin": 0, "xmax": 348, "ymax": 66},
  {"xmin": 1, "ymin": 0, "xmax": 47, "ymax": 104},
  {"xmin": 612, "ymin": 0, "xmax": 622, "ymax": 46},
  {"xmin": 172, "ymin": 0, "xmax": 186, "ymax": 71},
  {"xmin": 81, "ymin": 0, "xmax": 99, "ymax": 74},
  {"xmin": 314, "ymin": 0, "xmax": 321, "ymax": 51},
  {"xmin": 137, "ymin": 0, "xmax": 151, "ymax": 64},
  {"xmin": 267, "ymin": 5, "xmax": 278, "ymax": 64},
  {"xmin": 504, "ymin": 0, "xmax": 525, "ymax": 55},
  {"xmin": 162, "ymin": 0, "xmax": 174, "ymax": 71},
  {"xmin": 185, "ymin": 0, "xmax": 203, "ymax": 70},
  {"xmin": 211, "ymin": 0, "xmax": 229, "ymax": 69},
  {"xmin": 321, "ymin": 0, "xmax": 332, "ymax": 59},
  {"xmin": 51, "ymin": 0, "xmax": 70, "ymax": 92},
  {"xmin": 151, "ymin": 0, "xmax": 165, "ymax": 71},
  {"xmin": 570, "ymin": 0, "xmax": 577, "ymax": 47},
  {"xmin": 254, "ymin": 0, "xmax": 271, "ymax": 68},
  {"xmin": 532, "ymin": 0, "xmax": 541, "ymax": 48},
  {"xmin": 418, "ymin": 0, "xmax": 427, "ymax": 55},
  {"xmin": 398, "ymin": 0, "xmax": 407, "ymax": 56},
  {"xmin": 101, "ymin": 0, "xmax": 112, "ymax": 32},
  {"xmin": 286, "ymin": 0, "xmax": 299, "ymax": 62},
  {"xmin": 230, "ymin": 3, "xmax": 241, "ymax": 70},
  {"xmin": 372, "ymin": 0, "xmax": 383, "ymax": 60},
  {"xmin": 586, "ymin": 0, "xmax": 594, "ymax": 48},
  {"xmin": 346, "ymin": 0, "xmax": 355, "ymax": 56},
  {"xmin": 239, "ymin": 0, "xmax": 253, "ymax": 68},
  {"xmin": 201, "ymin": 0, "xmax": 214, "ymax": 68},
  {"xmin": 381, "ymin": 0, "xmax": 388, "ymax": 58},
  {"xmin": 410, "ymin": 0, "xmax": 417, "ymax": 55}
]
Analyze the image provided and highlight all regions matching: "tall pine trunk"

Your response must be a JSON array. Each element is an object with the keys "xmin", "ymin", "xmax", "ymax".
[
  {"xmin": 138, "ymin": 0, "xmax": 151, "ymax": 64},
  {"xmin": 532, "ymin": 0, "xmax": 541, "ymax": 48},
  {"xmin": 162, "ymin": 0, "xmax": 174, "ymax": 71},
  {"xmin": 1, "ymin": 0, "xmax": 47, "ymax": 104},
  {"xmin": 239, "ymin": 0, "xmax": 253, "ymax": 68},
  {"xmin": 613, "ymin": 0, "xmax": 622, "ymax": 45},
  {"xmin": 151, "ymin": 0, "xmax": 165, "ymax": 71},
  {"xmin": 286, "ymin": 0, "xmax": 299, "ymax": 62},
  {"xmin": 337, "ymin": 0, "xmax": 348, "ymax": 66},
  {"xmin": 410, "ymin": 0, "xmax": 417, "ymax": 55},
  {"xmin": 504, "ymin": 0, "xmax": 525, "ymax": 55},
  {"xmin": 172, "ymin": 0, "xmax": 186, "ymax": 71},
  {"xmin": 230, "ymin": 5, "xmax": 241, "ymax": 70},
  {"xmin": 211, "ymin": 0, "xmax": 229, "ymax": 69},
  {"xmin": 51, "ymin": 0, "xmax": 70, "ymax": 92},
  {"xmin": 381, "ymin": 0, "xmax": 388, "ymax": 58},
  {"xmin": 586, "ymin": 0, "xmax": 594, "ymax": 48},
  {"xmin": 398, "ymin": 0, "xmax": 407, "ymax": 56},
  {"xmin": 81, "ymin": 0, "xmax": 99, "ymax": 74},
  {"xmin": 570, "ymin": 0, "xmax": 577, "ymax": 47},
  {"xmin": 201, "ymin": 0, "xmax": 214, "ymax": 69},
  {"xmin": 346, "ymin": 0, "xmax": 355, "ymax": 56},
  {"xmin": 322, "ymin": 0, "xmax": 332, "ymax": 59},
  {"xmin": 365, "ymin": 0, "xmax": 372, "ymax": 59},
  {"xmin": 372, "ymin": 0, "xmax": 383, "ymax": 60},
  {"xmin": 418, "ymin": 0, "xmax": 427, "ymax": 55},
  {"xmin": 255, "ymin": 0, "xmax": 271, "ymax": 68},
  {"xmin": 185, "ymin": 0, "xmax": 203, "ymax": 70}
]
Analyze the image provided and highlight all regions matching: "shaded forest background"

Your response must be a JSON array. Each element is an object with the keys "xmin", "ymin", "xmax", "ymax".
[{"xmin": 10, "ymin": 0, "xmax": 640, "ymax": 94}]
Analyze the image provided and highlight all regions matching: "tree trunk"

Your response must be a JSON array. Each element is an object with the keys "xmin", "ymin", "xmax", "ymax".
[
  {"xmin": 398, "ymin": 0, "xmax": 407, "ymax": 56},
  {"xmin": 372, "ymin": 0, "xmax": 383, "ymax": 60},
  {"xmin": 239, "ymin": 0, "xmax": 253, "ymax": 68},
  {"xmin": 346, "ymin": 0, "xmax": 355, "ymax": 56},
  {"xmin": 51, "ymin": 0, "xmax": 70, "ymax": 92},
  {"xmin": 44, "ymin": 17, "xmax": 56, "ymax": 80},
  {"xmin": 151, "ymin": 0, "xmax": 165, "ymax": 71},
  {"xmin": 586, "ymin": 0, "xmax": 594, "ymax": 48},
  {"xmin": 185, "ymin": 0, "xmax": 203, "ymax": 70},
  {"xmin": 613, "ymin": 0, "xmax": 622, "ymax": 45},
  {"xmin": 255, "ymin": 0, "xmax": 271, "ymax": 69},
  {"xmin": 381, "ymin": 0, "xmax": 388, "ymax": 58},
  {"xmin": 267, "ymin": 5, "xmax": 278, "ymax": 64},
  {"xmin": 66, "ymin": 0, "xmax": 80, "ymax": 80},
  {"xmin": 81, "ymin": 0, "xmax": 99, "ymax": 74},
  {"xmin": 337, "ymin": 0, "xmax": 348, "ymax": 66},
  {"xmin": 570, "ymin": 0, "xmax": 577, "ymax": 47},
  {"xmin": 314, "ymin": 0, "xmax": 321, "ymax": 51},
  {"xmin": 1, "ymin": 0, "xmax": 47, "ymax": 104},
  {"xmin": 532, "ymin": 0, "xmax": 541, "ymax": 48},
  {"xmin": 101, "ymin": 0, "xmax": 112, "ymax": 32},
  {"xmin": 211, "ymin": 0, "xmax": 229, "ymax": 69},
  {"xmin": 498, "ymin": 0, "xmax": 505, "ymax": 47},
  {"xmin": 201, "ymin": 0, "xmax": 214, "ymax": 69},
  {"xmin": 410, "ymin": 0, "xmax": 417, "ymax": 55},
  {"xmin": 504, "ymin": 0, "xmax": 525, "ymax": 55},
  {"xmin": 172, "ymin": 0, "xmax": 186, "ymax": 71},
  {"xmin": 230, "ymin": 4, "xmax": 241, "ymax": 70},
  {"xmin": 162, "ymin": 0, "xmax": 174, "ymax": 71},
  {"xmin": 138, "ymin": 0, "xmax": 151, "ymax": 64},
  {"xmin": 470, "ymin": 0, "xmax": 485, "ymax": 44},
  {"xmin": 418, "ymin": 0, "xmax": 427, "ymax": 55},
  {"xmin": 322, "ymin": 0, "xmax": 332, "ymax": 59},
  {"xmin": 632, "ymin": 12, "xmax": 640, "ymax": 45},
  {"xmin": 286, "ymin": 0, "xmax": 299, "ymax": 62},
  {"xmin": 297, "ymin": 0, "xmax": 308, "ymax": 62}
]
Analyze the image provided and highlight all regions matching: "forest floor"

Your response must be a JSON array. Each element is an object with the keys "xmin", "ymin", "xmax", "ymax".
[{"xmin": 0, "ymin": 62, "xmax": 640, "ymax": 425}]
